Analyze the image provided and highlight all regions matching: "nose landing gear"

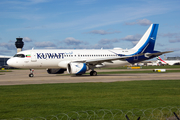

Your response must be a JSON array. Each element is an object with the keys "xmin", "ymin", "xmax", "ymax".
[{"xmin": 29, "ymin": 69, "xmax": 34, "ymax": 77}]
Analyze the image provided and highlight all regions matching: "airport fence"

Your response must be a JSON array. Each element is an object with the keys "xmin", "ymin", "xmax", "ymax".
[{"xmin": 1, "ymin": 106, "xmax": 180, "ymax": 120}]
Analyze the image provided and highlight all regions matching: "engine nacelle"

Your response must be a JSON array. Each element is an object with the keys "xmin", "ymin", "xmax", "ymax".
[
  {"xmin": 67, "ymin": 63, "xmax": 87, "ymax": 75},
  {"xmin": 95, "ymin": 63, "xmax": 105, "ymax": 68},
  {"xmin": 47, "ymin": 68, "xmax": 66, "ymax": 74}
]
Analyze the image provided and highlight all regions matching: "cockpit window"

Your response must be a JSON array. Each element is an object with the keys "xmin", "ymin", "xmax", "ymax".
[{"xmin": 13, "ymin": 54, "xmax": 25, "ymax": 58}]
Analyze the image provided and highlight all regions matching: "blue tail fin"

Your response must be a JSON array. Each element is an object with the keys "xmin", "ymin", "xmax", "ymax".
[{"xmin": 132, "ymin": 24, "xmax": 159, "ymax": 54}]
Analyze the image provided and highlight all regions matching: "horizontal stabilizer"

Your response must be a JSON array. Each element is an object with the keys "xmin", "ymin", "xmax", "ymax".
[{"xmin": 145, "ymin": 51, "xmax": 173, "ymax": 57}]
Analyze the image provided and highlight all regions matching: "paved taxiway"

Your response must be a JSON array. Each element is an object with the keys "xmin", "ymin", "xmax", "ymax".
[{"xmin": 0, "ymin": 69, "xmax": 180, "ymax": 85}]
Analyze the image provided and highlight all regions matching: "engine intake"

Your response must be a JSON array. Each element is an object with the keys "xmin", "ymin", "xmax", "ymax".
[{"xmin": 67, "ymin": 63, "xmax": 87, "ymax": 75}]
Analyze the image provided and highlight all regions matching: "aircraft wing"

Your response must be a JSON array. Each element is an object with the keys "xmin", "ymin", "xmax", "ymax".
[
  {"xmin": 144, "ymin": 51, "xmax": 173, "ymax": 57},
  {"xmin": 72, "ymin": 54, "xmax": 140, "ymax": 65},
  {"xmin": 71, "ymin": 51, "xmax": 173, "ymax": 65},
  {"xmin": 85, "ymin": 56, "xmax": 130, "ymax": 64}
]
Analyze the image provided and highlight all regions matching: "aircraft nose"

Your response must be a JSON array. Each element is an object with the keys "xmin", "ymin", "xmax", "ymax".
[{"xmin": 7, "ymin": 59, "xmax": 14, "ymax": 67}]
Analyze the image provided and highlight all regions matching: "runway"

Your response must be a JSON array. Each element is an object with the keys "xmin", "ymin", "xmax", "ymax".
[{"xmin": 0, "ymin": 69, "xmax": 180, "ymax": 85}]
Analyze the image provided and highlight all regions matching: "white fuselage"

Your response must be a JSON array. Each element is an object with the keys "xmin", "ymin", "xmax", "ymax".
[
  {"xmin": 158, "ymin": 60, "xmax": 180, "ymax": 65},
  {"xmin": 8, "ymin": 48, "xmax": 136, "ymax": 69}
]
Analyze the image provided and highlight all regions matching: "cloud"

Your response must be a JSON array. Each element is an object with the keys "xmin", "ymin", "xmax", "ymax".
[
  {"xmin": 0, "ymin": 49, "xmax": 12, "ymax": 54},
  {"xmin": 86, "ymin": 30, "xmax": 121, "ymax": 35},
  {"xmin": 121, "ymin": 34, "xmax": 142, "ymax": 45},
  {"xmin": 89, "ymin": 38, "xmax": 121, "ymax": 49},
  {"xmin": 20, "ymin": 14, "xmax": 46, "ymax": 21},
  {"xmin": 0, "ymin": 0, "xmax": 51, "ymax": 21},
  {"xmin": 29, "ymin": 0, "xmax": 50, "ymax": 4},
  {"xmin": 159, "ymin": 32, "xmax": 180, "ymax": 38},
  {"xmin": 159, "ymin": 32, "xmax": 180, "ymax": 43},
  {"xmin": 156, "ymin": 43, "xmax": 166, "ymax": 47},
  {"xmin": 164, "ymin": 47, "xmax": 180, "ymax": 52},
  {"xmin": 169, "ymin": 38, "xmax": 180, "ymax": 43},
  {"xmin": 0, "ymin": 42, "xmax": 16, "ymax": 50},
  {"xmin": 3, "ymin": 0, "xmax": 178, "ymax": 33},
  {"xmin": 92, "ymin": 44, "xmax": 114, "ymax": 49},
  {"xmin": 59, "ymin": 38, "xmax": 119, "ymax": 49},
  {"xmin": 121, "ymin": 34, "xmax": 141, "ymax": 41},
  {"xmin": 23, "ymin": 37, "xmax": 32, "ymax": 42},
  {"xmin": 64, "ymin": 37, "xmax": 85, "ymax": 46},
  {"xmin": 161, "ymin": 33, "xmax": 178, "ymax": 38},
  {"xmin": 76, "ymin": 0, "xmax": 97, "ymax": 5},
  {"xmin": 98, "ymin": 38, "xmax": 120, "ymax": 44},
  {"xmin": 60, "ymin": 35, "xmax": 141, "ymax": 49},
  {"xmin": 137, "ymin": 19, "xmax": 152, "ymax": 26},
  {"xmin": 125, "ymin": 19, "xmax": 152, "ymax": 26},
  {"xmin": 0, "ymin": 0, "xmax": 50, "ymax": 5},
  {"xmin": 9, "ymin": 0, "xmax": 171, "ymax": 31},
  {"xmin": 34, "ymin": 41, "xmax": 56, "ymax": 48}
]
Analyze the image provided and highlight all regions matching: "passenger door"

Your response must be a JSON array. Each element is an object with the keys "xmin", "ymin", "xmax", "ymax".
[{"xmin": 31, "ymin": 51, "xmax": 37, "ymax": 62}]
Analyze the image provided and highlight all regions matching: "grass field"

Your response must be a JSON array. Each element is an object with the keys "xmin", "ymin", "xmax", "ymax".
[{"xmin": 0, "ymin": 80, "xmax": 180, "ymax": 119}]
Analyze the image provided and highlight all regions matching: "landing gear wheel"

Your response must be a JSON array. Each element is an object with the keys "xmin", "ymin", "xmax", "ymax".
[
  {"xmin": 29, "ymin": 69, "xmax": 34, "ymax": 77},
  {"xmin": 29, "ymin": 73, "xmax": 34, "ymax": 77},
  {"xmin": 90, "ymin": 71, "xmax": 97, "ymax": 76}
]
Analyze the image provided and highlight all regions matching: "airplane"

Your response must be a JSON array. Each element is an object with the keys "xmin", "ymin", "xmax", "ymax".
[
  {"xmin": 7, "ymin": 24, "xmax": 173, "ymax": 77},
  {"xmin": 157, "ymin": 56, "xmax": 180, "ymax": 65}
]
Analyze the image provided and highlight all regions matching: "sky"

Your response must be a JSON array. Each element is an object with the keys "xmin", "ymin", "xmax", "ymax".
[{"xmin": 0, "ymin": 0, "xmax": 180, "ymax": 58}]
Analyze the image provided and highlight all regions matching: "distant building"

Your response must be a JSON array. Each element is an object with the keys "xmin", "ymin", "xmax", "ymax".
[
  {"xmin": 0, "ymin": 56, "xmax": 11, "ymax": 67},
  {"xmin": 167, "ymin": 57, "xmax": 180, "ymax": 60}
]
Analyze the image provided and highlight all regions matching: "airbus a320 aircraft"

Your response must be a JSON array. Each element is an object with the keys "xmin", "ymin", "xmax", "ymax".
[{"xmin": 7, "ymin": 24, "xmax": 172, "ymax": 77}]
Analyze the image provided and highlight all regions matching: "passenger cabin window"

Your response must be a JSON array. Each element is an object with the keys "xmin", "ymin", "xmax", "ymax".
[{"xmin": 13, "ymin": 54, "xmax": 25, "ymax": 58}]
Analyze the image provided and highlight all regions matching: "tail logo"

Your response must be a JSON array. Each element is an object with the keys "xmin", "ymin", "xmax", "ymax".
[
  {"xmin": 157, "ymin": 56, "xmax": 167, "ymax": 64},
  {"xmin": 150, "ymin": 37, "xmax": 155, "ymax": 40}
]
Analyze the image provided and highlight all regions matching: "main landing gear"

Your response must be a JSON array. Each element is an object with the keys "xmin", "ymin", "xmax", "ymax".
[
  {"xmin": 90, "ymin": 71, "xmax": 97, "ymax": 76},
  {"xmin": 29, "ymin": 69, "xmax": 34, "ymax": 77}
]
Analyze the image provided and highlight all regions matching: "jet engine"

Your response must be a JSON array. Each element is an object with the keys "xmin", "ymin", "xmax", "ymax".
[
  {"xmin": 67, "ymin": 63, "xmax": 88, "ymax": 75},
  {"xmin": 47, "ymin": 68, "xmax": 66, "ymax": 74}
]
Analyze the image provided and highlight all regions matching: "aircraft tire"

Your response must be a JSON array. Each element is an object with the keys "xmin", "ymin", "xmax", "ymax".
[
  {"xmin": 29, "ymin": 73, "xmax": 34, "ymax": 77},
  {"xmin": 90, "ymin": 71, "xmax": 97, "ymax": 76}
]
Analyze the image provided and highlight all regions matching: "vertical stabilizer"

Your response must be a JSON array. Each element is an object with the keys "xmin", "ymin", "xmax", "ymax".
[{"xmin": 132, "ymin": 24, "xmax": 159, "ymax": 54}]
